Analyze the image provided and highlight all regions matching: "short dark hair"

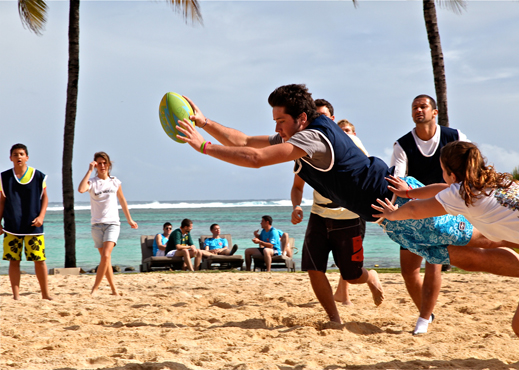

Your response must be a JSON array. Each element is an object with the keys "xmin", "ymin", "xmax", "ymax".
[
  {"xmin": 314, "ymin": 99, "xmax": 334, "ymax": 117},
  {"xmin": 210, "ymin": 223, "xmax": 219, "ymax": 231},
  {"xmin": 413, "ymin": 94, "xmax": 437, "ymax": 110},
  {"xmin": 268, "ymin": 84, "xmax": 320, "ymax": 123},
  {"xmin": 10, "ymin": 143, "xmax": 28, "ymax": 156},
  {"xmin": 261, "ymin": 215, "xmax": 273, "ymax": 225},
  {"xmin": 181, "ymin": 219, "xmax": 193, "ymax": 228},
  {"xmin": 163, "ymin": 222, "xmax": 172, "ymax": 229}
]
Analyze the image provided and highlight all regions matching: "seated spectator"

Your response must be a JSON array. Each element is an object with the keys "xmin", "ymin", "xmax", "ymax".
[
  {"xmin": 153, "ymin": 222, "xmax": 172, "ymax": 257},
  {"xmin": 203, "ymin": 224, "xmax": 238, "ymax": 255},
  {"xmin": 257, "ymin": 228, "xmax": 291, "ymax": 257},
  {"xmin": 165, "ymin": 219, "xmax": 202, "ymax": 271},
  {"xmin": 245, "ymin": 215, "xmax": 282, "ymax": 272}
]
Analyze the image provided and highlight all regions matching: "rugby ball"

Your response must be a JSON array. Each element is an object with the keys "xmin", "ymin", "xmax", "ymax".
[{"xmin": 159, "ymin": 92, "xmax": 194, "ymax": 143}]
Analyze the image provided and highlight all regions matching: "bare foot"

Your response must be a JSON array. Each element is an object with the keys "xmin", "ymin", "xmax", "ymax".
[
  {"xmin": 42, "ymin": 295, "xmax": 54, "ymax": 301},
  {"xmin": 333, "ymin": 295, "xmax": 354, "ymax": 306},
  {"xmin": 13, "ymin": 295, "xmax": 20, "ymax": 301},
  {"xmin": 367, "ymin": 270, "xmax": 384, "ymax": 306},
  {"xmin": 110, "ymin": 291, "xmax": 121, "ymax": 296},
  {"xmin": 90, "ymin": 288, "xmax": 98, "ymax": 296}
]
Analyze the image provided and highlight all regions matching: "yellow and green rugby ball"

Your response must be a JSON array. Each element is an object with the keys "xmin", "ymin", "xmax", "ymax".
[{"xmin": 158, "ymin": 92, "xmax": 194, "ymax": 143}]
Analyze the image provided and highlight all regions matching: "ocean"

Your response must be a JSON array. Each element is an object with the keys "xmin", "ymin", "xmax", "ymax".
[{"xmin": 0, "ymin": 199, "xmax": 404, "ymax": 275}]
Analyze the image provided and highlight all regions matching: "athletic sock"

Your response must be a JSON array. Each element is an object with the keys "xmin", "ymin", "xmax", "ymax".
[
  {"xmin": 429, "ymin": 313, "xmax": 435, "ymax": 323},
  {"xmin": 413, "ymin": 317, "xmax": 429, "ymax": 335}
]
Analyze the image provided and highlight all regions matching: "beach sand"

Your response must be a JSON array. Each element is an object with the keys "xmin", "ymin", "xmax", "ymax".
[{"xmin": 1, "ymin": 271, "xmax": 518, "ymax": 370}]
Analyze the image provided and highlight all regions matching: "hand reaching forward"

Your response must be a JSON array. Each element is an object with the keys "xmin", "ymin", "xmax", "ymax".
[
  {"xmin": 385, "ymin": 175, "xmax": 410, "ymax": 198},
  {"xmin": 371, "ymin": 198, "xmax": 399, "ymax": 221}
]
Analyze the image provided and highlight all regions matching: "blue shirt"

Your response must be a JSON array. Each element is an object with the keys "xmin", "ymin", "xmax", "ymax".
[
  {"xmin": 152, "ymin": 233, "xmax": 169, "ymax": 256},
  {"xmin": 259, "ymin": 227, "xmax": 281, "ymax": 255},
  {"xmin": 204, "ymin": 237, "xmax": 229, "ymax": 250}
]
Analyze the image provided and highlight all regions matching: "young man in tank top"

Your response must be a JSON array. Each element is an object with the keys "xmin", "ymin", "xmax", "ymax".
[{"xmin": 390, "ymin": 95, "xmax": 469, "ymax": 334}]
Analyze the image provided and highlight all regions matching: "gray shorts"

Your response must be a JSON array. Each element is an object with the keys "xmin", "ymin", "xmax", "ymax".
[{"xmin": 91, "ymin": 223, "xmax": 120, "ymax": 248}]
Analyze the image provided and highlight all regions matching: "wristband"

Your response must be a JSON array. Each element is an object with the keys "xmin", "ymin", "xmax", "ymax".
[
  {"xmin": 200, "ymin": 141, "xmax": 206, "ymax": 153},
  {"xmin": 294, "ymin": 205, "xmax": 301, "ymax": 209},
  {"xmin": 406, "ymin": 186, "xmax": 413, "ymax": 199},
  {"xmin": 201, "ymin": 118, "xmax": 208, "ymax": 128},
  {"xmin": 202, "ymin": 141, "xmax": 211, "ymax": 154}
]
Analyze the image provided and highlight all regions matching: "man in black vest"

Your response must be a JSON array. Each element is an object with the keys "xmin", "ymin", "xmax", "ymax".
[{"xmin": 390, "ymin": 94, "xmax": 468, "ymax": 334}]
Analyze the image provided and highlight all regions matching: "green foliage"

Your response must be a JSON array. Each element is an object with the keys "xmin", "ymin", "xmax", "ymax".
[{"xmin": 513, "ymin": 166, "xmax": 519, "ymax": 180}]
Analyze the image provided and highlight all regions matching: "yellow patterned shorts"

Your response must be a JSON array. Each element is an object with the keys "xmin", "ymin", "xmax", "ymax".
[{"xmin": 3, "ymin": 233, "xmax": 46, "ymax": 261}]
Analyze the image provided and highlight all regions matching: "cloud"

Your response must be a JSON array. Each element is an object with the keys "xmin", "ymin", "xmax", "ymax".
[{"xmin": 479, "ymin": 143, "xmax": 519, "ymax": 173}]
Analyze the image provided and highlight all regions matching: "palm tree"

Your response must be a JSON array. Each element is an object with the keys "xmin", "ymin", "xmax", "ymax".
[
  {"xmin": 17, "ymin": 0, "xmax": 202, "ymax": 268},
  {"xmin": 422, "ymin": 0, "xmax": 466, "ymax": 127}
]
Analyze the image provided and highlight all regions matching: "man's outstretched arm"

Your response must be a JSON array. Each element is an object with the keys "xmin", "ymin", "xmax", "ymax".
[
  {"xmin": 184, "ymin": 96, "xmax": 270, "ymax": 148},
  {"xmin": 177, "ymin": 118, "xmax": 306, "ymax": 168}
]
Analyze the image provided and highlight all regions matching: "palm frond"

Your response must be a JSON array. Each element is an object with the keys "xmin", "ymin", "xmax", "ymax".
[
  {"xmin": 436, "ymin": 0, "xmax": 467, "ymax": 15},
  {"xmin": 18, "ymin": 0, "xmax": 47, "ymax": 35},
  {"xmin": 164, "ymin": 0, "xmax": 203, "ymax": 25}
]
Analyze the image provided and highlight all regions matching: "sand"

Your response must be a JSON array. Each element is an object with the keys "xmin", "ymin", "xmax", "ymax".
[{"xmin": 1, "ymin": 271, "xmax": 518, "ymax": 370}]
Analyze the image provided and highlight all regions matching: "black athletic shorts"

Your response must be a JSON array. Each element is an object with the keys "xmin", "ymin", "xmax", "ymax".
[{"xmin": 301, "ymin": 213, "xmax": 364, "ymax": 281}]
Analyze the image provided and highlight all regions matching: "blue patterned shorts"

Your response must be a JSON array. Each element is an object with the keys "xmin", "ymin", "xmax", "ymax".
[{"xmin": 380, "ymin": 177, "xmax": 473, "ymax": 265}]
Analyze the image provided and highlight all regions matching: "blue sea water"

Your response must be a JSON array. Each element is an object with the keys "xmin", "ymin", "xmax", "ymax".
[{"xmin": 0, "ymin": 199, "xmax": 403, "ymax": 274}]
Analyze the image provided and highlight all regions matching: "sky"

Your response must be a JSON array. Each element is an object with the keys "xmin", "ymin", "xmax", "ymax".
[{"xmin": 1, "ymin": 0, "xmax": 518, "ymax": 203}]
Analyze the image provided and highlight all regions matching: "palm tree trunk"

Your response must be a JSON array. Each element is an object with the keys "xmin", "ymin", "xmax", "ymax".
[
  {"xmin": 63, "ymin": 0, "xmax": 80, "ymax": 268},
  {"xmin": 423, "ymin": 0, "xmax": 449, "ymax": 127}
]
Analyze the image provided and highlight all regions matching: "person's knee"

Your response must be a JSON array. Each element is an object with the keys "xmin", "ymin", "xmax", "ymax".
[
  {"xmin": 513, "ymin": 312, "xmax": 519, "ymax": 337},
  {"xmin": 343, "ymin": 267, "xmax": 365, "ymax": 284},
  {"xmin": 307, "ymin": 270, "xmax": 325, "ymax": 279}
]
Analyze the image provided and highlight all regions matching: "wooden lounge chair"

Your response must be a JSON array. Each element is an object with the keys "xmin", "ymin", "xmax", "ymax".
[
  {"xmin": 198, "ymin": 234, "xmax": 244, "ymax": 270},
  {"xmin": 252, "ymin": 237, "xmax": 296, "ymax": 272},
  {"xmin": 139, "ymin": 235, "xmax": 185, "ymax": 272}
]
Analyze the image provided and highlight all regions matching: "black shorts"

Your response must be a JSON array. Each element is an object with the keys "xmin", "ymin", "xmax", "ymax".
[{"xmin": 301, "ymin": 213, "xmax": 364, "ymax": 281}]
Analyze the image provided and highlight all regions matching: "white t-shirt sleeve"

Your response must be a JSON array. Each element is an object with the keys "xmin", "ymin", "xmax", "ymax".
[
  {"xmin": 390, "ymin": 141, "xmax": 408, "ymax": 178},
  {"xmin": 435, "ymin": 183, "xmax": 466, "ymax": 216},
  {"xmin": 457, "ymin": 130, "xmax": 470, "ymax": 142}
]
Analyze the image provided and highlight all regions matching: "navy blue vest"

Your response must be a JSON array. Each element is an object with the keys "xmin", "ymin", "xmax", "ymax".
[
  {"xmin": 1, "ymin": 168, "xmax": 46, "ymax": 235},
  {"xmin": 295, "ymin": 115, "xmax": 393, "ymax": 222},
  {"xmin": 397, "ymin": 126, "xmax": 459, "ymax": 185}
]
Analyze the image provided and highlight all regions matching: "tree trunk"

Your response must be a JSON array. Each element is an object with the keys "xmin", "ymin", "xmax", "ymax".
[
  {"xmin": 423, "ymin": 0, "xmax": 449, "ymax": 127},
  {"xmin": 63, "ymin": 0, "xmax": 80, "ymax": 268}
]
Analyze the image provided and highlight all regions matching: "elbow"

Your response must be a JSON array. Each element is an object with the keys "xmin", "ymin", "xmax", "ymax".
[{"xmin": 248, "ymin": 153, "xmax": 265, "ymax": 169}]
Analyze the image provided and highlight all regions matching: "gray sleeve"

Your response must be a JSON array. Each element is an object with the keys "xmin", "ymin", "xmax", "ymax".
[
  {"xmin": 268, "ymin": 134, "xmax": 283, "ymax": 145},
  {"xmin": 287, "ymin": 130, "xmax": 332, "ymax": 170}
]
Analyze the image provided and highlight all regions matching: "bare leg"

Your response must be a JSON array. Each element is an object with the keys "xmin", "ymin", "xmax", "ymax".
[
  {"xmin": 281, "ymin": 233, "xmax": 292, "ymax": 257},
  {"xmin": 245, "ymin": 248, "xmax": 255, "ymax": 271},
  {"xmin": 400, "ymin": 249, "xmax": 425, "ymax": 310},
  {"xmin": 419, "ymin": 262, "xmax": 441, "ymax": 320},
  {"xmin": 245, "ymin": 248, "xmax": 266, "ymax": 271},
  {"xmin": 513, "ymin": 304, "xmax": 519, "ymax": 337},
  {"xmin": 448, "ymin": 245, "xmax": 519, "ymax": 277},
  {"xmin": 179, "ymin": 249, "xmax": 195, "ymax": 271},
  {"xmin": 466, "ymin": 229, "xmax": 508, "ymax": 249},
  {"xmin": 8, "ymin": 260, "xmax": 21, "ymax": 300},
  {"xmin": 334, "ymin": 278, "xmax": 353, "ymax": 306},
  {"xmin": 194, "ymin": 250, "xmax": 202, "ymax": 271},
  {"xmin": 347, "ymin": 268, "xmax": 384, "ymax": 306},
  {"xmin": 34, "ymin": 260, "xmax": 53, "ymax": 300},
  {"xmin": 91, "ymin": 241, "xmax": 118, "ymax": 296},
  {"xmin": 263, "ymin": 249, "xmax": 273, "ymax": 272},
  {"xmin": 308, "ymin": 270, "xmax": 341, "ymax": 323}
]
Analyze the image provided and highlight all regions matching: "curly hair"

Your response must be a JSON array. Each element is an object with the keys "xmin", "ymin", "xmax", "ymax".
[
  {"xmin": 268, "ymin": 84, "xmax": 320, "ymax": 123},
  {"xmin": 440, "ymin": 141, "xmax": 515, "ymax": 206}
]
